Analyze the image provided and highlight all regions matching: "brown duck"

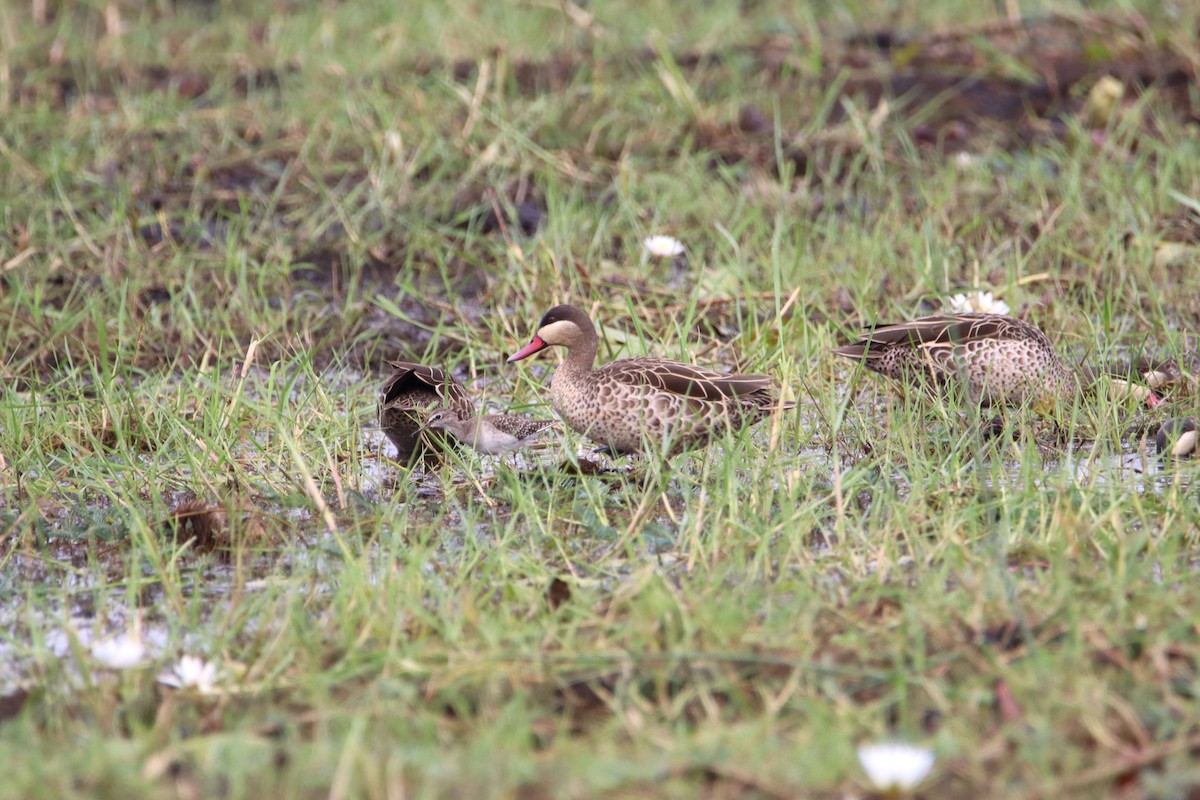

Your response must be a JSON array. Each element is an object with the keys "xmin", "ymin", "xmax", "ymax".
[
  {"xmin": 378, "ymin": 361, "xmax": 474, "ymax": 464},
  {"xmin": 832, "ymin": 312, "xmax": 1160, "ymax": 412},
  {"xmin": 507, "ymin": 304, "xmax": 792, "ymax": 456}
]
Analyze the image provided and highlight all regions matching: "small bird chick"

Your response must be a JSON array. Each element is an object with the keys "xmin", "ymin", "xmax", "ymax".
[{"xmin": 422, "ymin": 409, "xmax": 556, "ymax": 456}]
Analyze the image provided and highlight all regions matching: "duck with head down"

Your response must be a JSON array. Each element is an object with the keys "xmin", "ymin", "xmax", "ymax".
[
  {"xmin": 378, "ymin": 361, "xmax": 474, "ymax": 465},
  {"xmin": 832, "ymin": 312, "xmax": 1162, "ymax": 413},
  {"xmin": 507, "ymin": 304, "xmax": 793, "ymax": 457}
]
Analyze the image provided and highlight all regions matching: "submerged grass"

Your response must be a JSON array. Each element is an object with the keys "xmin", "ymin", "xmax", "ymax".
[{"xmin": 3, "ymin": 0, "xmax": 1200, "ymax": 797}]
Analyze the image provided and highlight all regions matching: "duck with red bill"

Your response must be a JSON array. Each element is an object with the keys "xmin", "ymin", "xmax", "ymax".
[{"xmin": 506, "ymin": 304, "xmax": 793, "ymax": 457}]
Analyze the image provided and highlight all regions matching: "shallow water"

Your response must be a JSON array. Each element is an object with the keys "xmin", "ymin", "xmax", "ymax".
[{"xmin": 3, "ymin": 365, "xmax": 1195, "ymax": 699}]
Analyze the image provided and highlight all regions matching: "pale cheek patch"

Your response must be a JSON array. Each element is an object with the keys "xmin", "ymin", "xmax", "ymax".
[
  {"xmin": 1144, "ymin": 369, "xmax": 1172, "ymax": 389},
  {"xmin": 538, "ymin": 320, "xmax": 578, "ymax": 345}
]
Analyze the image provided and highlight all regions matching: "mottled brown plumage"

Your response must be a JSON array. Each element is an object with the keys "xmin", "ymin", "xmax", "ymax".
[
  {"xmin": 379, "ymin": 361, "xmax": 474, "ymax": 464},
  {"xmin": 507, "ymin": 304, "xmax": 792, "ymax": 456},
  {"xmin": 423, "ymin": 408, "xmax": 557, "ymax": 455},
  {"xmin": 832, "ymin": 313, "xmax": 1082, "ymax": 412}
]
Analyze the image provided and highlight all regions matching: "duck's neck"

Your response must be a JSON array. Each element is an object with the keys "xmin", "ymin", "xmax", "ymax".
[{"xmin": 558, "ymin": 336, "xmax": 598, "ymax": 380}]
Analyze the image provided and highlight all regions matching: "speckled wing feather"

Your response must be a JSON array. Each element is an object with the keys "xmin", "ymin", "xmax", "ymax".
[
  {"xmin": 598, "ymin": 357, "xmax": 774, "ymax": 401},
  {"xmin": 834, "ymin": 314, "xmax": 1024, "ymax": 355},
  {"xmin": 381, "ymin": 361, "xmax": 474, "ymax": 416},
  {"xmin": 481, "ymin": 414, "xmax": 557, "ymax": 440}
]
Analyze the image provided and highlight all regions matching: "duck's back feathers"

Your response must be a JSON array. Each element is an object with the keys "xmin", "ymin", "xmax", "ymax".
[
  {"xmin": 381, "ymin": 361, "xmax": 473, "ymax": 414},
  {"xmin": 599, "ymin": 357, "xmax": 775, "ymax": 401},
  {"xmin": 833, "ymin": 314, "xmax": 1045, "ymax": 355}
]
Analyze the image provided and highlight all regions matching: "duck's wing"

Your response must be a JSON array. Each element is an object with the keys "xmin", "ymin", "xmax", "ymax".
[
  {"xmin": 601, "ymin": 357, "xmax": 774, "ymax": 401},
  {"xmin": 833, "ymin": 313, "xmax": 1016, "ymax": 358},
  {"xmin": 382, "ymin": 361, "xmax": 474, "ymax": 416}
]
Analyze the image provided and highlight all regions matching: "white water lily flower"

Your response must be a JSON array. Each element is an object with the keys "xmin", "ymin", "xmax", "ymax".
[
  {"xmin": 91, "ymin": 632, "xmax": 147, "ymax": 669},
  {"xmin": 642, "ymin": 235, "xmax": 685, "ymax": 259},
  {"xmin": 857, "ymin": 742, "xmax": 935, "ymax": 791},
  {"xmin": 945, "ymin": 290, "xmax": 1010, "ymax": 315},
  {"xmin": 158, "ymin": 655, "xmax": 220, "ymax": 692}
]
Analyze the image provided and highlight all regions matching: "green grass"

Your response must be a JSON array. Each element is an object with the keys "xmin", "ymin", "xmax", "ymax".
[{"xmin": 3, "ymin": 0, "xmax": 1200, "ymax": 797}]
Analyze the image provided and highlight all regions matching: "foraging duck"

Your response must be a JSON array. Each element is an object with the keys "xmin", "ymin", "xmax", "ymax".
[
  {"xmin": 421, "ymin": 408, "xmax": 557, "ymax": 456},
  {"xmin": 379, "ymin": 361, "xmax": 474, "ymax": 464},
  {"xmin": 506, "ymin": 304, "xmax": 792, "ymax": 456},
  {"xmin": 832, "ymin": 313, "xmax": 1159, "ymax": 412}
]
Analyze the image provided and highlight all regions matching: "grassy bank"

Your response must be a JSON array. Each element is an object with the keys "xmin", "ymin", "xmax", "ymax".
[{"xmin": 2, "ymin": 0, "xmax": 1200, "ymax": 797}]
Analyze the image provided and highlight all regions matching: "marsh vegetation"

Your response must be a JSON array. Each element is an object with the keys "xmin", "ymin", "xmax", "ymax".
[{"xmin": 2, "ymin": 1, "xmax": 1200, "ymax": 797}]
